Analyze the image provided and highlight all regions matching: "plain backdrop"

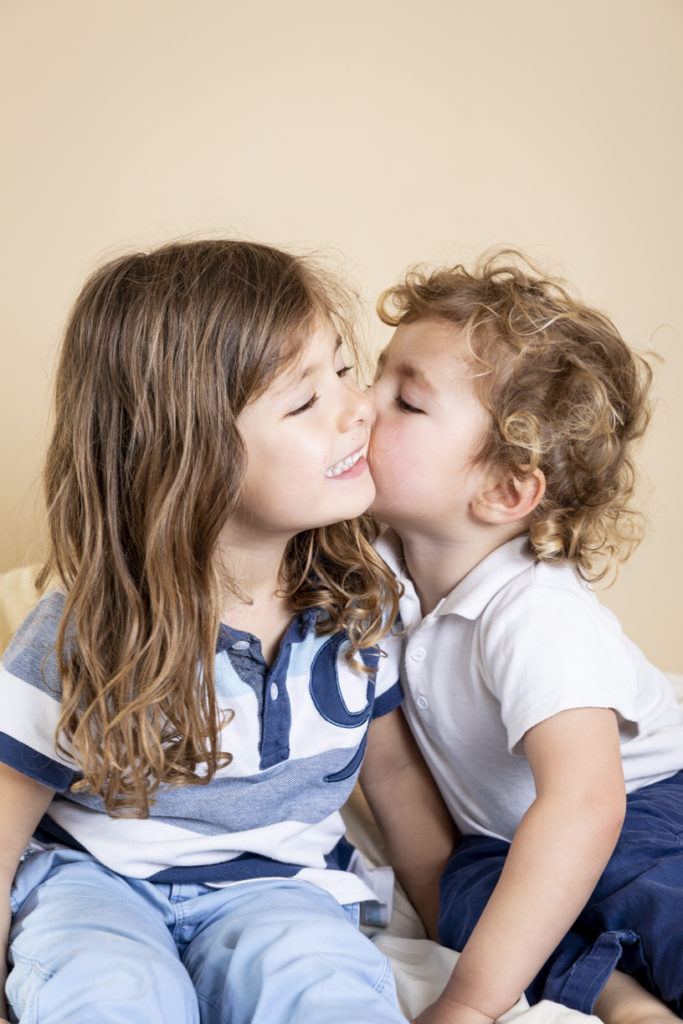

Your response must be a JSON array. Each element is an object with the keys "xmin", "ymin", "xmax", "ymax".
[{"xmin": 1, "ymin": 0, "xmax": 681, "ymax": 671}]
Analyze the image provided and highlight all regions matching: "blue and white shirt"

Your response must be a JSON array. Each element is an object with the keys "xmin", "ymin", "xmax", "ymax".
[{"xmin": 0, "ymin": 591, "xmax": 401, "ymax": 907}]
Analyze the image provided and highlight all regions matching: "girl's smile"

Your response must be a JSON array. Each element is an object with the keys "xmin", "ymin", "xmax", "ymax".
[
  {"xmin": 325, "ymin": 445, "xmax": 368, "ymax": 478},
  {"xmin": 226, "ymin": 320, "xmax": 374, "ymax": 547}
]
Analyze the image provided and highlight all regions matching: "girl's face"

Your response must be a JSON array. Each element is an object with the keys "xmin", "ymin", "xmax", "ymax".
[
  {"xmin": 232, "ymin": 320, "xmax": 374, "ymax": 545},
  {"xmin": 369, "ymin": 318, "xmax": 492, "ymax": 542}
]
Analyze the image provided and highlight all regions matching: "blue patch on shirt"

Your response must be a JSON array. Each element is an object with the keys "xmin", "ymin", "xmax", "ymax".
[{"xmin": 214, "ymin": 650, "xmax": 254, "ymax": 700}]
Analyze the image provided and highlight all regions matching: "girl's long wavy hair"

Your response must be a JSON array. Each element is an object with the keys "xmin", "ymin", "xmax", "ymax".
[
  {"xmin": 378, "ymin": 248, "xmax": 652, "ymax": 581},
  {"xmin": 38, "ymin": 239, "xmax": 398, "ymax": 817}
]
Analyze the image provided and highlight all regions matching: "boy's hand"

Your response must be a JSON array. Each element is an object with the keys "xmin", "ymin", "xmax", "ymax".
[{"xmin": 413, "ymin": 993, "xmax": 495, "ymax": 1024}]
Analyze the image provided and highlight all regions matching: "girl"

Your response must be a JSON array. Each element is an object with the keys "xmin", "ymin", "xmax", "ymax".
[
  {"xmin": 368, "ymin": 249, "xmax": 683, "ymax": 1024},
  {"xmin": 0, "ymin": 240, "xmax": 452, "ymax": 1024}
]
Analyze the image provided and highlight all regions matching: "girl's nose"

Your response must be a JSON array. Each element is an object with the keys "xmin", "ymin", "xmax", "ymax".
[{"xmin": 340, "ymin": 376, "xmax": 374, "ymax": 429}]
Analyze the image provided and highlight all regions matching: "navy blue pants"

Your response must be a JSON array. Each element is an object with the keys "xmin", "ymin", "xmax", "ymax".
[{"xmin": 438, "ymin": 771, "xmax": 683, "ymax": 1015}]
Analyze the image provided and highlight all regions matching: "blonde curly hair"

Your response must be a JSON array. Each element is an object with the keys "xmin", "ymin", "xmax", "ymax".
[{"xmin": 378, "ymin": 248, "xmax": 652, "ymax": 581}]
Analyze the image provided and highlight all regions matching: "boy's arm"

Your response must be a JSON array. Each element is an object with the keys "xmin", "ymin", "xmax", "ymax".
[
  {"xmin": 414, "ymin": 706, "xmax": 626, "ymax": 1024},
  {"xmin": 360, "ymin": 707, "xmax": 459, "ymax": 939},
  {"xmin": 0, "ymin": 762, "xmax": 55, "ymax": 1021}
]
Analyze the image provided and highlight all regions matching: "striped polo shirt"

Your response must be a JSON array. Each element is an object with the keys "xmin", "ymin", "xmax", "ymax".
[{"xmin": 0, "ymin": 591, "xmax": 401, "ymax": 907}]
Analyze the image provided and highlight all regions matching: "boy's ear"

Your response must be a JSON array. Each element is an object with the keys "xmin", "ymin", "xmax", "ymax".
[{"xmin": 473, "ymin": 468, "xmax": 546, "ymax": 525}]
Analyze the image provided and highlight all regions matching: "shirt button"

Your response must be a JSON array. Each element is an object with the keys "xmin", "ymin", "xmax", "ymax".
[
  {"xmin": 415, "ymin": 694, "xmax": 429, "ymax": 711},
  {"xmin": 232, "ymin": 640, "xmax": 250, "ymax": 651},
  {"xmin": 270, "ymin": 682, "xmax": 279, "ymax": 701},
  {"xmin": 410, "ymin": 646, "xmax": 426, "ymax": 662}
]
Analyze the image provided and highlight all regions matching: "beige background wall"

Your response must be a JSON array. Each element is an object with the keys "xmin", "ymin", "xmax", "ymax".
[{"xmin": 1, "ymin": 0, "xmax": 682, "ymax": 671}]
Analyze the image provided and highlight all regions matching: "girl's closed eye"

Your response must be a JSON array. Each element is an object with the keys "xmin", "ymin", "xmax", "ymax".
[
  {"xmin": 287, "ymin": 365, "xmax": 353, "ymax": 416},
  {"xmin": 288, "ymin": 394, "xmax": 319, "ymax": 416}
]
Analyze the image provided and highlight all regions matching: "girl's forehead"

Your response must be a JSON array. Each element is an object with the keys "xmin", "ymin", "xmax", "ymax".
[{"xmin": 266, "ymin": 318, "xmax": 341, "ymax": 394}]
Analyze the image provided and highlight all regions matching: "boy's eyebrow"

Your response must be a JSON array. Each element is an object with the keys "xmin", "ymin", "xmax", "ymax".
[
  {"xmin": 399, "ymin": 362, "xmax": 435, "ymax": 393},
  {"xmin": 378, "ymin": 350, "xmax": 435, "ymax": 395}
]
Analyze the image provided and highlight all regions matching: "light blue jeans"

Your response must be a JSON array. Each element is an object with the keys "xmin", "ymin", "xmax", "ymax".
[{"xmin": 7, "ymin": 847, "xmax": 405, "ymax": 1024}]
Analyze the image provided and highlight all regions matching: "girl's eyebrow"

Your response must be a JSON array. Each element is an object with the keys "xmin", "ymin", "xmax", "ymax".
[
  {"xmin": 287, "ymin": 335, "xmax": 343, "ymax": 387},
  {"xmin": 296, "ymin": 337, "xmax": 342, "ymax": 382}
]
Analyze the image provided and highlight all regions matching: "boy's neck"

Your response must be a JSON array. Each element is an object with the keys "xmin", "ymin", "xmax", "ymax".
[{"xmin": 399, "ymin": 525, "xmax": 525, "ymax": 617}]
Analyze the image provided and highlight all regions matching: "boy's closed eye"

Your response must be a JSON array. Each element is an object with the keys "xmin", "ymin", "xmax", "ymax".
[{"xmin": 395, "ymin": 394, "xmax": 425, "ymax": 414}]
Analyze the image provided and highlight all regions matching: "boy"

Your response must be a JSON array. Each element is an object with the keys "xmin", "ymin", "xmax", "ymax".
[{"xmin": 367, "ymin": 250, "xmax": 683, "ymax": 1024}]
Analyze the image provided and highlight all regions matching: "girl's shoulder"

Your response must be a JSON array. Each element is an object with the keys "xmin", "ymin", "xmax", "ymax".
[{"xmin": 2, "ymin": 589, "xmax": 66, "ymax": 692}]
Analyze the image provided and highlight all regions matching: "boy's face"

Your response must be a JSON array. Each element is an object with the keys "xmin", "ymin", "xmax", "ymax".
[{"xmin": 369, "ymin": 318, "xmax": 493, "ymax": 541}]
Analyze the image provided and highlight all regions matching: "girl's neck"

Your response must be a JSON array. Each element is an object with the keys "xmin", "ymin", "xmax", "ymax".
[
  {"xmin": 222, "ymin": 588, "xmax": 294, "ymax": 666},
  {"xmin": 214, "ymin": 532, "xmax": 294, "ymax": 666}
]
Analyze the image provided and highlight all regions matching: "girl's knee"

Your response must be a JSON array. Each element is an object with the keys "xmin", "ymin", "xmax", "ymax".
[
  {"xmin": 184, "ymin": 884, "xmax": 402, "ymax": 1023},
  {"xmin": 7, "ymin": 942, "xmax": 199, "ymax": 1024}
]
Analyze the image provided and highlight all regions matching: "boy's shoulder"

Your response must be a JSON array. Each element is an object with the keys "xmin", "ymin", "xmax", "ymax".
[
  {"xmin": 442, "ymin": 537, "xmax": 605, "ymax": 646},
  {"xmin": 479, "ymin": 542, "xmax": 619, "ymax": 655}
]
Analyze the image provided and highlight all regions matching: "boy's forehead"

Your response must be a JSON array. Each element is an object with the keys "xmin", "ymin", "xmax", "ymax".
[{"xmin": 380, "ymin": 319, "xmax": 469, "ymax": 380}]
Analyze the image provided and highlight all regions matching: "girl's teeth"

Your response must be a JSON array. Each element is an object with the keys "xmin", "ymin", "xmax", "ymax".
[{"xmin": 326, "ymin": 450, "xmax": 363, "ymax": 478}]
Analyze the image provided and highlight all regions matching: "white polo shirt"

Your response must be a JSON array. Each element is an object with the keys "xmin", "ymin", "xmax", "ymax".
[{"xmin": 376, "ymin": 531, "xmax": 683, "ymax": 842}]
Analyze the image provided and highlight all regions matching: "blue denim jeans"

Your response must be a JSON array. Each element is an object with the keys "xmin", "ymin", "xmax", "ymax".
[
  {"xmin": 7, "ymin": 847, "xmax": 404, "ymax": 1024},
  {"xmin": 438, "ymin": 770, "xmax": 683, "ymax": 1016}
]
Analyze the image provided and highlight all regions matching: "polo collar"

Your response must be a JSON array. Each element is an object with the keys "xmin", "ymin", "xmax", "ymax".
[
  {"xmin": 437, "ymin": 535, "xmax": 534, "ymax": 620},
  {"xmin": 216, "ymin": 607, "xmax": 317, "ymax": 655},
  {"xmin": 376, "ymin": 530, "xmax": 535, "ymax": 623}
]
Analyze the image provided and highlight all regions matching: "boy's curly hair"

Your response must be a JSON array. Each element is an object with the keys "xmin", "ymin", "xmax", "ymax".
[{"xmin": 378, "ymin": 248, "xmax": 653, "ymax": 581}]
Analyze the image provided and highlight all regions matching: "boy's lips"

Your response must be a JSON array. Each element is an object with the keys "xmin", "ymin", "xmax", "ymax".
[{"xmin": 325, "ymin": 445, "xmax": 367, "ymax": 478}]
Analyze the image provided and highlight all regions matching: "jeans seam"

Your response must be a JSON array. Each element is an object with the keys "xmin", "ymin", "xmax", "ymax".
[
  {"xmin": 6, "ymin": 950, "xmax": 54, "ymax": 1024},
  {"xmin": 372, "ymin": 953, "xmax": 395, "ymax": 996}
]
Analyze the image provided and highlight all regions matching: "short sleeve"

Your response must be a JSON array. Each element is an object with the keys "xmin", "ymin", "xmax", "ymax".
[
  {"xmin": 0, "ymin": 591, "xmax": 75, "ymax": 790},
  {"xmin": 480, "ymin": 580, "xmax": 639, "ymax": 756}
]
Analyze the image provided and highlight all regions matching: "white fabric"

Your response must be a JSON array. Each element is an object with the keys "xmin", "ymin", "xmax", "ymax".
[
  {"xmin": 376, "ymin": 531, "xmax": 683, "ymax": 842},
  {"xmin": 342, "ymin": 786, "xmax": 601, "ymax": 1023},
  {"xmin": 374, "ymin": 937, "xmax": 599, "ymax": 1024}
]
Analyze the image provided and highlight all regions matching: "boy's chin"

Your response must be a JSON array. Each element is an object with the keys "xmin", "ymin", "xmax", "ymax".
[{"xmin": 367, "ymin": 499, "xmax": 392, "ymax": 526}]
